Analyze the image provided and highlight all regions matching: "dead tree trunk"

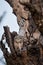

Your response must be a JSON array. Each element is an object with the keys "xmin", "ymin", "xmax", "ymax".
[{"xmin": 0, "ymin": 0, "xmax": 43, "ymax": 65}]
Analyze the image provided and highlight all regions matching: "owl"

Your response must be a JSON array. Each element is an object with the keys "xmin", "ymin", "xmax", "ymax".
[{"xmin": 14, "ymin": 35, "xmax": 23, "ymax": 54}]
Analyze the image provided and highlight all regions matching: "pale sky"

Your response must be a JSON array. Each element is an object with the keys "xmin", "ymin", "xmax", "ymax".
[
  {"xmin": 0, "ymin": 0, "xmax": 19, "ymax": 40},
  {"xmin": 0, "ymin": 0, "xmax": 19, "ymax": 65}
]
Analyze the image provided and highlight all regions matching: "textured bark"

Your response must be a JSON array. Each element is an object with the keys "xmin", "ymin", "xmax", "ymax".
[{"xmin": 0, "ymin": 0, "xmax": 43, "ymax": 65}]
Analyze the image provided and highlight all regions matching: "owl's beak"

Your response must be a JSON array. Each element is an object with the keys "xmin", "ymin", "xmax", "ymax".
[{"xmin": 19, "ymin": 43, "xmax": 22, "ymax": 50}]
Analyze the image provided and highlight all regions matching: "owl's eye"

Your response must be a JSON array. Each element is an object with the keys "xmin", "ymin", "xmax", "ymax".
[
  {"xmin": 15, "ymin": 41, "xmax": 18, "ymax": 43},
  {"xmin": 20, "ymin": 41, "xmax": 23, "ymax": 43}
]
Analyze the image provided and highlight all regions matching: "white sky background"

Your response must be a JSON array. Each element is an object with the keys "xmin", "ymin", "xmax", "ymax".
[
  {"xmin": 0, "ymin": 0, "xmax": 19, "ymax": 65},
  {"xmin": 0, "ymin": 0, "xmax": 19, "ymax": 40}
]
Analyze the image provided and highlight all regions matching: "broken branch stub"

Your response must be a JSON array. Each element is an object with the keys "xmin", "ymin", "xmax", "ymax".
[{"xmin": 3, "ymin": 26, "xmax": 15, "ymax": 53}]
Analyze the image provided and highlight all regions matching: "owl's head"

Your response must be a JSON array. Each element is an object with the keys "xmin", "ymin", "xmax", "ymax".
[{"xmin": 14, "ymin": 35, "xmax": 23, "ymax": 53}]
